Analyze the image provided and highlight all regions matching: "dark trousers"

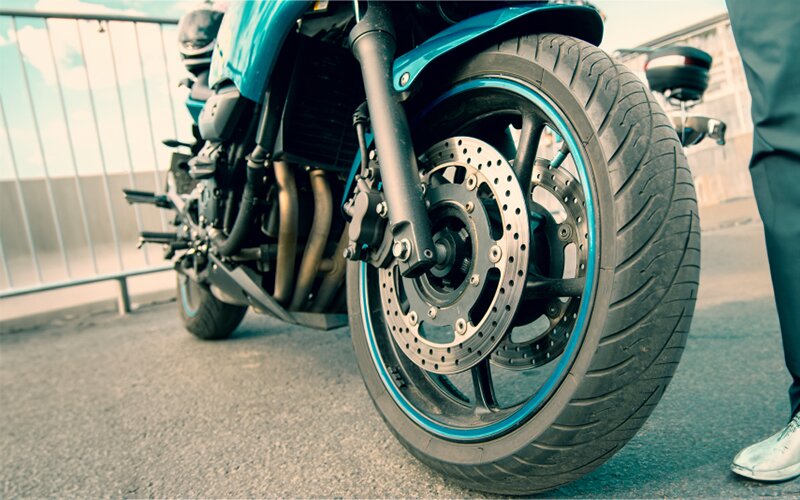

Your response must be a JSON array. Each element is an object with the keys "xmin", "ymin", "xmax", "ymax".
[{"xmin": 728, "ymin": 0, "xmax": 800, "ymax": 418}]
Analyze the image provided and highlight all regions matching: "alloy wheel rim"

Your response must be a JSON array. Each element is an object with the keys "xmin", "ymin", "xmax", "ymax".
[{"xmin": 360, "ymin": 77, "xmax": 599, "ymax": 441}]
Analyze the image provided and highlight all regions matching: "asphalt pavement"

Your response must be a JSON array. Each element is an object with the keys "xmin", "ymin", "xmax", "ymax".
[{"xmin": 2, "ymin": 217, "xmax": 799, "ymax": 497}]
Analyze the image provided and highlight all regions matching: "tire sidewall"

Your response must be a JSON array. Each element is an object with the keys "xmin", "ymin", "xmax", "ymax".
[{"xmin": 348, "ymin": 49, "xmax": 618, "ymax": 464}]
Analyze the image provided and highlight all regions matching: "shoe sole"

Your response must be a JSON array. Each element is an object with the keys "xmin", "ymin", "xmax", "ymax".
[{"xmin": 731, "ymin": 462, "xmax": 800, "ymax": 482}]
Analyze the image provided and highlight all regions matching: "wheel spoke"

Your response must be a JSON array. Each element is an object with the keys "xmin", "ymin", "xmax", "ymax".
[
  {"xmin": 524, "ymin": 275, "xmax": 585, "ymax": 298},
  {"xmin": 513, "ymin": 112, "xmax": 545, "ymax": 189},
  {"xmin": 471, "ymin": 358, "xmax": 498, "ymax": 412}
]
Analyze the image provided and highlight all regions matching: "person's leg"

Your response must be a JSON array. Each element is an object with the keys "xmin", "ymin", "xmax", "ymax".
[
  {"xmin": 750, "ymin": 161, "xmax": 800, "ymax": 417},
  {"xmin": 727, "ymin": 0, "xmax": 800, "ymax": 418}
]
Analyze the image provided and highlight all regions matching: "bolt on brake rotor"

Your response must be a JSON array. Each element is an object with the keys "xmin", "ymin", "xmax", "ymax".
[
  {"xmin": 378, "ymin": 137, "xmax": 530, "ymax": 375},
  {"xmin": 492, "ymin": 157, "xmax": 589, "ymax": 369}
]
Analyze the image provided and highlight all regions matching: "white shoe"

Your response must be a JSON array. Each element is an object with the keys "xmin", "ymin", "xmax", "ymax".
[{"xmin": 731, "ymin": 414, "xmax": 800, "ymax": 482}]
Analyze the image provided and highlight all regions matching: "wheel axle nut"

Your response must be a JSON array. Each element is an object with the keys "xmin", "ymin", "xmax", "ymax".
[
  {"xmin": 393, "ymin": 239, "xmax": 411, "ymax": 262},
  {"xmin": 488, "ymin": 245, "xmax": 502, "ymax": 263},
  {"xmin": 545, "ymin": 300, "xmax": 561, "ymax": 318},
  {"xmin": 375, "ymin": 202, "xmax": 388, "ymax": 218},
  {"xmin": 455, "ymin": 318, "xmax": 467, "ymax": 335}
]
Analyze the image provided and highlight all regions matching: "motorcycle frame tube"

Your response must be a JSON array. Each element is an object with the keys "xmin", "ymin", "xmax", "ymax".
[
  {"xmin": 359, "ymin": 77, "xmax": 599, "ymax": 441},
  {"xmin": 350, "ymin": 1, "xmax": 435, "ymax": 276}
]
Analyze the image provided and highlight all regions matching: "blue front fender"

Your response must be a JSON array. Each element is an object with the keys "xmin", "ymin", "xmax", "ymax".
[{"xmin": 392, "ymin": 4, "xmax": 603, "ymax": 92}]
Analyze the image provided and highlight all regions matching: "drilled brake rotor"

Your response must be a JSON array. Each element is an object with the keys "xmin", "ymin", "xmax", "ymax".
[
  {"xmin": 492, "ymin": 157, "xmax": 589, "ymax": 369},
  {"xmin": 378, "ymin": 137, "xmax": 530, "ymax": 375}
]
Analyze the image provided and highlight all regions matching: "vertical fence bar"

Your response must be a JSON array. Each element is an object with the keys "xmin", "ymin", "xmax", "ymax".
[
  {"xmin": 0, "ymin": 89, "xmax": 43, "ymax": 283},
  {"xmin": 11, "ymin": 17, "xmax": 72, "ymax": 278},
  {"xmin": 0, "ymin": 10, "xmax": 181, "ymax": 304},
  {"xmin": 104, "ymin": 21, "xmax": 151, "ymax": 265},
  {"xmin": 157, "ymin": 23, "xmax": 180, "ymax": 141},
  {"xmin": 132, "ymin": 22, "xmax": 169, "ymax": 231},
  {"xmin": 116, "ymin": 276, "xmax": 131, "ymax": 314},
  {"xmin": 44, "ymin": 18, "xmax": 99, "ymax": 274},
  {"xmin": 75, "ymin": 19, "xmax": 125, "ymax": 271},
  {"xmin": 0, "ymin": 230, "xmax": 13, "ymax": 288}
]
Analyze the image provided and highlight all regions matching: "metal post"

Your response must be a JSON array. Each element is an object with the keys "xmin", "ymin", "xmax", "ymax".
[
  {"xmin": 75, "ymin": 19, "xmax": 125, "ymax": 271},
  {"xmin": 116, "ymin": 276, "xmax": 131, "ymax": 315},
  {"xmin": 12, "ymin": 17, "xmax": 72, "ymax": 278}
]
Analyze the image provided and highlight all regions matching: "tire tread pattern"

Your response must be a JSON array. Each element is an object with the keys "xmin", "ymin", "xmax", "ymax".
[{"xmin": 407, "ymin": 34, "xmax": 700, "ymax": 494}]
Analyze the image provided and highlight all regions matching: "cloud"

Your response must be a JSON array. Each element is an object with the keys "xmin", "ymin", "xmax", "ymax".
[
  {"xmin": 34, "ymin": 0, "xmax": 144, "ymax": 17},
  {"xmin": 7, "ymin": 11, "xmax": 178, "ymax": 91},
  {"xmin": 0, "ymin": 0, "xmax": 179, "ymax": 91}
]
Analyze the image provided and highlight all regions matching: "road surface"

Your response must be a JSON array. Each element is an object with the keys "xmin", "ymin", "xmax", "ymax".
[{"xmin": 2, "ymin": 220, "xmax": 799, "ymax": 497}]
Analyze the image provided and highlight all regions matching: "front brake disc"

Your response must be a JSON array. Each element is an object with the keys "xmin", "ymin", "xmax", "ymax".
[
  {"xmin": 377, "ymin": 137, "xmax": 530, "ymax": 375},
  {"xmin": 492, "ymin": 157, "xmax": 589, "ymax": 369}
]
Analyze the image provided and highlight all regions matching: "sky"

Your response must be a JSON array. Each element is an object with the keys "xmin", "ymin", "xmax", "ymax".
[
  {"xmin": 0, "ymin": 0, "xmax": 730, "ymax": 181},
  {"xmin": 1, "ymin": 0, "xmax": 730, "ymax": 50}
]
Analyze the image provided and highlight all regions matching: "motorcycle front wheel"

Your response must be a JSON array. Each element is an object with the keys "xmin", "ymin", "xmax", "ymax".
[{"xmin": 347, "ymin": 34, "xmax": 700, "ymax": 494}]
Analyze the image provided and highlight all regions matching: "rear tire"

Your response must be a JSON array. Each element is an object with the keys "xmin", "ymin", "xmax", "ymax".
[
  {"xmin": 177, "ymin": 274, "xmax": 247, "ymax": 340},
  {"xmin": 347, "ymin": 33, "xmax": 700, "ymax": 494}
]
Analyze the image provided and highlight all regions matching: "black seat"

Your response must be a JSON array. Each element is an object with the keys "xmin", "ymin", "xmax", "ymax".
[{"xmin": 645, "ymin": 46, "xmax": 712, "ymax": 102}]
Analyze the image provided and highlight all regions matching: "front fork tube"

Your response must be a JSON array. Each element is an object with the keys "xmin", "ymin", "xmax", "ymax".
[{"xmin": 350, "ymin": 2, "xmax": 435, "ymax": 277}]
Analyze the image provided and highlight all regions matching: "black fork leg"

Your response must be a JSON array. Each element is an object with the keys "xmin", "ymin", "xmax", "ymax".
[{"xmin": 349, "ymin": 1, "xmax": 435, "ymax": 277}]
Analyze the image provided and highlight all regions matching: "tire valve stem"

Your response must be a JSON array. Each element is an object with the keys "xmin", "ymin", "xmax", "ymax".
[{"xmin": 550, "ymin": 142, "xmax": 570, "ymax": 169}]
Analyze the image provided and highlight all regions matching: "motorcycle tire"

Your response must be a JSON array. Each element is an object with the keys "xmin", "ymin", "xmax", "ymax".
[
  {"xmin": 347, "ymin": 33, "xmax": 699, "ymax": 494},
  {"xmin": 177, "ymin": 274, "xmax": 247, "ymax": 340}
]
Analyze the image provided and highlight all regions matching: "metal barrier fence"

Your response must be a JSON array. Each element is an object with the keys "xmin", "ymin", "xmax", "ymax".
[{"xmin": 0, "ymin": 9, "xmax": 188, "ymax": 314}]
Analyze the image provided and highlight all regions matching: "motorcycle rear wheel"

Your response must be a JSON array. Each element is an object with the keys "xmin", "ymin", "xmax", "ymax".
[
  {"xmin": 177, "ymin": 274, "xmax": 247, "ymax": 340},
  {"xmin": 347, "ymin": 33, "xmax": 700, "ymax": 494}
]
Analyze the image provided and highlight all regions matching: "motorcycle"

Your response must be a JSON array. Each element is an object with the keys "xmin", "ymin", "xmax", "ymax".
[{"xmin": 124, "ymin": 1, "xmax": 708, "ymax": 494}]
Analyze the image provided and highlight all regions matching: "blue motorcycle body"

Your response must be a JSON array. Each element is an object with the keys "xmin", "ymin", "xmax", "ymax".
[{"xmin": 202, "ymin": 1, "xmax": 602, "ymax": 104}]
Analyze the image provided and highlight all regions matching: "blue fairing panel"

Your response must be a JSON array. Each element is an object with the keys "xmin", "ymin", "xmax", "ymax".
[
  {"xmin": 392, "ymin": 4, "xmax": 603, "ymax": 92},
  {"xmin": 185, "ymin": 97, "xmax": 205, "ymax": 123},
  {"xmin": 210, "ymin": 2, "xmax": 601, "ymax": 104},
  {"xmin": 209, "ymin": 0, "xmax": 311, "ymax": 102}
]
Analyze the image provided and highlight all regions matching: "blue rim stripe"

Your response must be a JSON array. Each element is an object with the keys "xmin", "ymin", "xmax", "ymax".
[
  {"xmin": 359, "ymin": 77, "xmax": 598, "ymax": 441},
  {"xmin": 180, "ymin": 277, "xmax": 200, "ymax": 318}
]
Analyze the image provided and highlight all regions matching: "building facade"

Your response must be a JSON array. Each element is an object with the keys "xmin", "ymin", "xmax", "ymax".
[{"xmin": 617, "ymin": 13, "xmax": 754, "ymax": 206}]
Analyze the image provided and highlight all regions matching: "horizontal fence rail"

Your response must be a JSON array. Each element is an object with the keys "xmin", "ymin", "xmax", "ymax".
[{"xmin": 0, "ymin": 9, "xmax": 188, "ymax": 314}]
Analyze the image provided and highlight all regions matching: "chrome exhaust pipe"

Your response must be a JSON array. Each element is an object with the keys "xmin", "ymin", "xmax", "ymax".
[
  {"xmin": 290, "ymin": 169, "xmax": 332, "ymax": 310},
  {"xmin": 273, "ymin": 160, "xmax": 298, "ymax": 305}
]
